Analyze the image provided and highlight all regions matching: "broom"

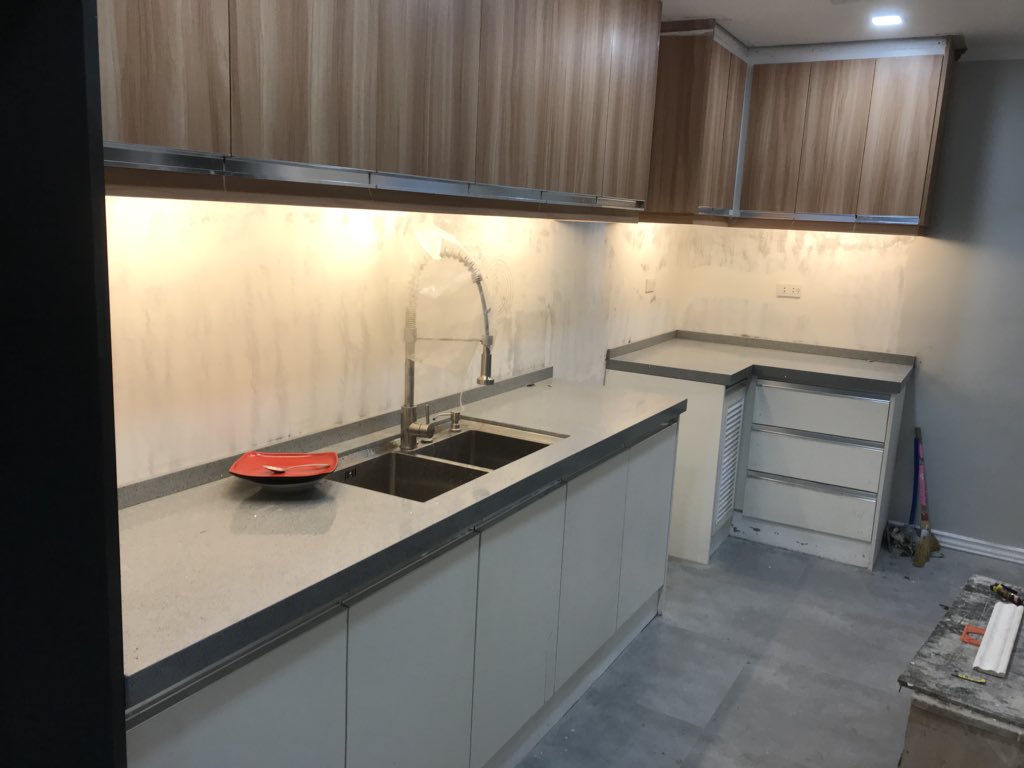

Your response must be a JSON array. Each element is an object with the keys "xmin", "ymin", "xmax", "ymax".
[{"xmin": 913, "ymin": 427, "xmax": 941, "ymax": 567}]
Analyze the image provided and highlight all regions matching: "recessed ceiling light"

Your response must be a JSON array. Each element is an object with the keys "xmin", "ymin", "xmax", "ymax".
[{"xmin": 871, "ymin": 14, "xmax": 904, "ymax": 27}]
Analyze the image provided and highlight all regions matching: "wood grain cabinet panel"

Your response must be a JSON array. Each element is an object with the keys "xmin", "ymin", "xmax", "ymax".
[
  {"xmin": 740, "ymin": 63, "xmax": 811, "ymax": 214},
  {"xmin": 376, "ymin": 0, "xmax": 481, "ymax": 181},
  {"xmin": 646, "ymin": 35, "xmax": 746, "ymax": 215},
  {"xmin": 796, "ymin": 58, "xmax": 875, "ymax": 215},
  {"xmin": 97, "ymin": 0, "xmax": 230, "ymax": 152},
  {"xmin": 644, "ymin": 35, "xmax": 714, "ymax": 213},
  {"xmin": 541, "ymin": 0, "xmax": 608, "ymax": 194},
  {"xmin": 697, "ymin": 44, "xmax": 747, "ymax": 210},
  {"xmin": 475, "ymin": 0, "xmax": 553, "ymax": 190},
  {"xmin": 229, "ymin": 0, "xmax": 377, "ymax": 167},
  {"xmin": 857, "ymin": 55, "xmax": 944, "ymax": 218},
  {"xmin": 599, "ymin": 0, "xmax": 662, "ymax": 200}
]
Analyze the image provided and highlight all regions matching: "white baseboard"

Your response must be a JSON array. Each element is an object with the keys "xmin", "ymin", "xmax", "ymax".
[{"xmin": 887, "ymin": 521, "xmax": 1024, "ymax": 566}]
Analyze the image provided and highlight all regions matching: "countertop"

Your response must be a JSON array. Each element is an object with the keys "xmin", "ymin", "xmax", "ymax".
[
  {"xmin": 119, "ymin": 378, "xmax": 686, "ymax": 714},
  {"xmin": 606, "ymin": 332, "xmax": 915, "ymax": 395}
]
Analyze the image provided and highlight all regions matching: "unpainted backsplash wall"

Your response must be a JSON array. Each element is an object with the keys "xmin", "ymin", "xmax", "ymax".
[{"xmin": 105, "ymin": 200, "xmax": 686, "ymax": 485}]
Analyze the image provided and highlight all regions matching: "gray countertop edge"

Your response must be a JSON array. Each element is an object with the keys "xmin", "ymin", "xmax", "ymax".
[
  {"xmin": 124, "ymin": 399, "xmax": 687, "ymax": 723},
  {"xmin": 672, "ymin": 330, "xmax": 917, "ymax": 367},
  {"xmin": 605, "ymin": 359, "xmax": 750, "ymax": 388}
]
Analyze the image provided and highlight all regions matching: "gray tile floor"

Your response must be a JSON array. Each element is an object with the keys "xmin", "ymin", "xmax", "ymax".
[{"xmin": 519, "ymin": 538, "xmax": 1024, "ymax": 767}]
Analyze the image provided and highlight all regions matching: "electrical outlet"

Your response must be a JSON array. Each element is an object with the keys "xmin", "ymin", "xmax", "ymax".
[
  {"xmin": 645, "ymin": 278, "xmax": 656, "ymax": 294},
  {"xmin": 776, "ymin": 283, "xmax": 801, "ymax": 299}
]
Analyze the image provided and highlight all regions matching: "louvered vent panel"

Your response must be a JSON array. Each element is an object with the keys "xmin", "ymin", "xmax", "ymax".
[{"xmin": 713, "ymin": 387, "xmax": 746, "ymax": 530}]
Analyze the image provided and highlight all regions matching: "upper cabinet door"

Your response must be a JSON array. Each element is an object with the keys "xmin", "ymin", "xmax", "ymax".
[
  {"xmin": 857, "ymin": 55, "xmax": 944, "ymax": 219},
  {"xmin": 230, "ymin": 0, "xmax": 377, "ymax": 167},
  {"xmin": 375, "ymin": 0, "xmax": 481, "ymax": 181},
  {"xmin": 645, "ymin": 35, "xmax": 714, "ymax": 214},
  {"xmin": 97, "ymin": 0, "xmax": 230, "ymax": 152},
  {"xmin": 599, "ymin": 0, "xmax": 662, "ymax": 200},
  {"xmin": 740, "ymin": 63, "xmax": 811, "ymax": 213},
  {"xmin": 697, "ymin": 43, "xmax": 747, "ymax": 210},
  {"xmin": 541, "ymin": 0, "xmax": 608, "ymax": 194},
  {"xmin": 475, "ymin": 0, "xmax": 551, "ymax": 190},
  {"xmin": 796, "ymin": 59, "xmax": 875, "ymax": 216}
]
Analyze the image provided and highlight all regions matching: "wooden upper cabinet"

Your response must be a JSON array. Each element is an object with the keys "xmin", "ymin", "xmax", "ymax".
[
  {"xmin": 477, "ymin": 0, "xmax": 660, "ymax": 198},
  {"xmin": 97, "ymin": 0, "xmax": 230, "ymax": 152},
  {"xmin": 740, "ymin": 63, "xmax": 811, "ymax": 213},
  {"xmin": 229, "ymin": 0, "xmax": 377, "ymax": 167},
  {"xmin": 375, "ymin": 0, "xmax": 481, "ymax": 181},
  {"xmin": 646, "ymin": 35, "xmax": 747, "ymax": 215},
  {"xmin": 599, "ymin": 0, "xmax": 662, "ymax": 200},
  {"xmin": 475, "ymin": 0, "xmax": 552, "ymax": 190},
  {"xmin": 697, "ymin": 43, "xmax": 747, "ymax": 210},
  {"xmin": 796, "ymin": 59, "xmax": 875, "ymax": 215},
  {"xmin": 857, "ymin": 55, "xmax": 945, "ymax": 219}
]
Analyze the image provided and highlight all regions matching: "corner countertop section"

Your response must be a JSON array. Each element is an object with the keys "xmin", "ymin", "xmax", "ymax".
[
  {"xmin": 606, "ymin": 332, "xmax": 915, "ymax": 395},
  {"xmin": 120, "ymin": 378, "xmax": 686, "ymax": 714}
]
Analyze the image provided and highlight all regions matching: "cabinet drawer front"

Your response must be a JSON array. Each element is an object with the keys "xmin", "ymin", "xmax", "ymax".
[
  {"xmin": 753, "ymin": 384, "xmax": 889, "ymax": 442},
  {"xmin": 747, "ymin": 430, "xmax": 882, "ymax": 493},
  {"xmin": 744, "ymin": 475, "xmax": 875, "ymax": 542}
]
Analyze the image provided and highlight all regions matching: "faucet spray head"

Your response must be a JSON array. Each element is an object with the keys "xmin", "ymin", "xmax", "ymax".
[{"xmin": 478, "ymin": 342, "xmax": 494, "ymax": 386}]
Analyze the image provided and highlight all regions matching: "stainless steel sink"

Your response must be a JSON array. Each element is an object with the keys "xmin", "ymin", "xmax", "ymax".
[
  {"xmin": 413, "ymin": 428, "xmax": 550, "ymax": 469},
  {"xmin": 329, "ymin": 452, "xmax": 486, "ymax": 502},
  {"xmin": 328, "ymin": 420, "xmax": 562, "ymax": 502}
]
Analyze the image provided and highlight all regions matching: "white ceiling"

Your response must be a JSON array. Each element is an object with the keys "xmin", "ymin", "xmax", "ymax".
[{"xmin": 661, "ymin": 0, "xmax": 1024, "ymax": 60}]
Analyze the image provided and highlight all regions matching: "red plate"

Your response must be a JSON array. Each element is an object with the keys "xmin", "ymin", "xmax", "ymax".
[{"xmin": 229, "ymin": 451, "xmax": 339, "ymax": 487}]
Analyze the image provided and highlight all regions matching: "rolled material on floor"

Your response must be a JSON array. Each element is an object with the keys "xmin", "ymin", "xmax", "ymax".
[{"xmin": 973, "ymin": 603, "xmax": 1024, "ymax": 678}]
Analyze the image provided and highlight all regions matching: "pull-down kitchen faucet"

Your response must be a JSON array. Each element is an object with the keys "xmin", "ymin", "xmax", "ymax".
[{"xmin": 400, "ymin": 228, "xmax": 494, "ymax": 451}]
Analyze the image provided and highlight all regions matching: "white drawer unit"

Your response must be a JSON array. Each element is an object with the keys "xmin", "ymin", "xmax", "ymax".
[
  {"xmin": 753, "ymin": 382, "xmax": 890, "ymax": 442},
  {"xmin": 738, "ymin": 377, "xmax": 905, "ymax": 569},
  {"xmin": 744, "ymin": 474, "xmax": 876, "ymax": 542},
  {"xmin": 747, "ymin": 428, "xmax": 883, "ymax": 493}
]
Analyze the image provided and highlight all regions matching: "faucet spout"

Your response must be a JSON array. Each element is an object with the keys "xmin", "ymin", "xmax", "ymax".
[{"xmin": 401, "ymin": 229, "xmax": 495, "ymax": 451}]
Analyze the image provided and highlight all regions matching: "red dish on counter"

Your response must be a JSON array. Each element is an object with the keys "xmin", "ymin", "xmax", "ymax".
[{"xmin": 229, "ymin": 451, "xmax": 339, "ymax": 487}]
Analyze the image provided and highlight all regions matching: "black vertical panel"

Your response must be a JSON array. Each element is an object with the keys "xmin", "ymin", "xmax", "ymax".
[{"xmin": 0, "ymin": 2, "xmax": 125, "ymax": 765}]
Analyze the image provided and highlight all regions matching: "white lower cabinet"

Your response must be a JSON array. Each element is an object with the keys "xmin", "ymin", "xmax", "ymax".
[
  {"xmin": 346, "ymin": 536, "xmax": 479, "ymax": 768},
  {"xmin": 618, "ymin": 425, "xmax": 678, "ymax": 627},
  {"xmin": 126, "ymin": 610, "xmax": 348, "ymax": 768},
  {"xmin": 555, "ymin": 451, "xmax": 629, "ymax": 689},
  {"xmin": 470, "ymin": 487, "xmax": 567, "ymax": 768}
]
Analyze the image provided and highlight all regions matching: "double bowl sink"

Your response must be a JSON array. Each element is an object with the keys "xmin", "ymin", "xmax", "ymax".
[{"xmin": 328, "ymin": 421, "xmax": 562, "ymax": 502}]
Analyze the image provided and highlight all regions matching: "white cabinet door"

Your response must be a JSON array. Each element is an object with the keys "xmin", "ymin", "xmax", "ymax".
[
  {"xmin": 555, "ymin": 452, "xmax": 628, "ymax": 689},
  {"xmin": 347, "ymin": 537, "xmax": 479, "ymax": 768},
  {"xmin": 471, "ymin": 487, "xmax": 567, "ymax": 768},
  {"xmin": 127, "ymin": 610, "xmax": 348, "ymax": 768},
  {"xmin": 618, "ymin": 425, "xmax": 677, "ymax": 627}
]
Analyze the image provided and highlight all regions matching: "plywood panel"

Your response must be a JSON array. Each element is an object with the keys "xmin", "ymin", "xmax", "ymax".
[
  {"xmin": 230, "ymin": 0, "xmax": 377, "ymax": 167},
  {"xmin": 600, "ymin": 0, "xmax": 662, "ymax": 200},
  {"xmin": 376, "ymin": 0, "xmax": 481, "ymax": 181},
  {"xmin": 796, "ymin": 59, "xmax": 875, "ymax": 215},
  {"xmin": 740, "ymin": 63, "xmax": 811, "ymax": 213},
  {"xmin": 97, "ymin": 0, "xmax": 229, "ymax": 152},
  {"xmin": 697, "ymin": 44, "xmax": 747, "ymax": 210},
  {"xmin": 645, "ymin": 35, "xmax": 714, "ymax": 213},
  {"xmin": 858, "ymin": 55, "xmax": 944, "ymax": 218}
]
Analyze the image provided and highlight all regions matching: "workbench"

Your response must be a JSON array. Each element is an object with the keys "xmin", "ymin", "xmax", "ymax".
[{"xmin": 898, "ymin": 575, "xmax": 1024, "ymax": 766}]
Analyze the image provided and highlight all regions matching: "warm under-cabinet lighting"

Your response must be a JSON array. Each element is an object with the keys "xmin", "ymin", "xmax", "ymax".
[{"xmin": 871, "ymin": 14, "xmax": 904, "ymax": 27}]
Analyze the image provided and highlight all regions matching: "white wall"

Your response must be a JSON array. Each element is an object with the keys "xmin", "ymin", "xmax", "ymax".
[
  {"xmin": 651, "ymin": 60, "xmax": 1024, "ymax": 549},
  {"xmin": 105, "ymin": 203, "xmax": 685, "ymax": 484}
]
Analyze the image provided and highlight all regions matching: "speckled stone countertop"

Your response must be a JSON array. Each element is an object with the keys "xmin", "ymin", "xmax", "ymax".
[
  {"xmin": 606, "ymin": 332, "xmax": 915, "ymax": 394},
  {"xmin": 120, "ymin": 378, "xmax": 686, "ymax": 713}
]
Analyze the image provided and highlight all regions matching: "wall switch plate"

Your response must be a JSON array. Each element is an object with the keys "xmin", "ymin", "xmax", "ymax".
[
  {"xmin": 645, "ymin": 278, "xmax": 656, "ymax": 294},
  {"xmin": 776, "ymin": 283, "xmax": 801, "ymax": 299}
]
